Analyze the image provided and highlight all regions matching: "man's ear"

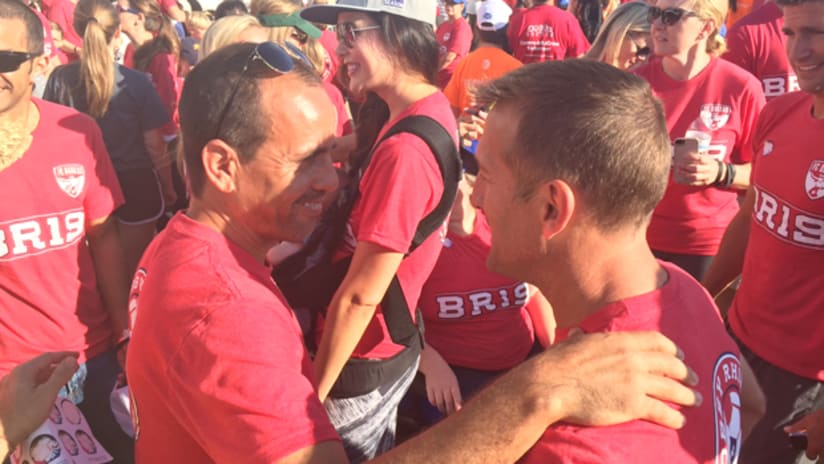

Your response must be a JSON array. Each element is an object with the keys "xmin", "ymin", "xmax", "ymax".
[
  {"xmin": 201, "ymin": 139, "xmax": 241, "ymax": 193},
  {"xmin": 29, "ymin": 55, "xmax": 48, "ymax": 81},
  {"xmin": 538, "ymin": 179, "xmax": 576, "ymax": 240}
]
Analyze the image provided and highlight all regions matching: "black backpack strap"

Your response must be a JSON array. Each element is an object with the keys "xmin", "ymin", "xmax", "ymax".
[{"xmin": 373, "ymin": 115, "xmax": 462, "ymax": 348}]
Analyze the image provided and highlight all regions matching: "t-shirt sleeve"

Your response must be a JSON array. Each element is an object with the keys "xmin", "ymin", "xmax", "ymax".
[
  {"xmin": 449, "ymin": 21, "xmax": 472, "ymax": 56},
  {"xmin": 354, "ymin": 135, "xmax": 442, "ymax": 253},
  {"xmin": 732, "ymin": 78, "xmax": 766, "ymax": 164},
  {"xmin": 83, "ymin": 121, "xmax": 124, "ymax": 223},
  {"xmin": 166, "ymin": 297, "xmax": 340, "ymax": 462},
  {"xmin": 133, "ymin": 71, "xmax": 171, "ymax": 132},
  {"xmin": 565, "ymin": 17, "xmax": 591, "ymax": 57}
]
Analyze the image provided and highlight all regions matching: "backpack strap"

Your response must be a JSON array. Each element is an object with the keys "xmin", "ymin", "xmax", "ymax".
[{"xmin": 372, "ymin": 115, "xmax": 462, "ymax": 348}]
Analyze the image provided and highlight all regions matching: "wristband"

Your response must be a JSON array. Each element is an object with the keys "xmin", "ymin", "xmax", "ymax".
[
  {"xmin": 722, "ymin": 163, "xmax": 736, "ymax": 188},
  {"xmin": 712, "ymin": 160, "xmax": 725, "ymax": 186}
]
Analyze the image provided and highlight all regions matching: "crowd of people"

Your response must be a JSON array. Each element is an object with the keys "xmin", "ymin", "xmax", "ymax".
[{"xmin": 0, "ymin": 0, "xmax": 822, "ymax": 462}]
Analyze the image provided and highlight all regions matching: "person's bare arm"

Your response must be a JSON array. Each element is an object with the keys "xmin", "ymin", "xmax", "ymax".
[
  {"xmin": 143, "ymin": 128, "xmax": 177, "ymax": 208},
  {"xmin": 87, "ymin": 216, "xmax": 130, "ymax": 365},
  {"xmin": 374, "ymin": 330, "xmax": 701, "ymax": 464},
  {"xmin": 165, "ymin": 3, "xmax": 188, "ymax": 23},
  {"xmin": 740, "ymin": 356, "xmax": 765, "ymax": 441},
  {"xmin": 0, "ymin": 353, "xmax": 79, "ymax": 458},
  {"xmin": 313, "ymin": 242, "xmax": 404, "ymax": 401},
  {"xmin": 702, "ymin": 186, "xmax": 755, "ymax": 300}
]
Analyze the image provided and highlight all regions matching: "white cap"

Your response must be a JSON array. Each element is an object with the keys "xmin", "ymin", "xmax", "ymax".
[
  {"xmin": 301, "ymin": 0, "xmax": 438, "ymax": 27},
  {"xmin": 476, "ymin": 0, "xmax": 512, "ymax": 31}
]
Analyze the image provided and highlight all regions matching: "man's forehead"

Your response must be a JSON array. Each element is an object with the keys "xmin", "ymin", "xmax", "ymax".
[{"xmin": 0, "ymin": 18, "xmax": 29, "ymax": 51}]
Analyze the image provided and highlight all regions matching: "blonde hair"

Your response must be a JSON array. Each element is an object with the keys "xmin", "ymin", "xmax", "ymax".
[
  {"xmin": 72, "ymin": 0, "xmax": 119, "ymax": 118},
  {"xmin": 585, "ymin": 2, "xmax": 649, "ymax": 68},
  {"xmin": 187, "ymin": 10, "xmax": 214, "ymax": 35},
  {"xmin": 251, "ymin": 0, "xmax": 327, "ymax": 77},
  {"xmin": 201, "ymin": 15, "xmax": 262, "ymax": 58},
  {"xmin": 687, "ymin": 0, "xmax": 728, "ymax": 55}
]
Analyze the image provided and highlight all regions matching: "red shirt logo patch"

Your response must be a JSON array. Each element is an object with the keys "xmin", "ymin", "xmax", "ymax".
[
  {"xmin": 700, "ymin": 104, "xmax": 732, "ymax": 131},
  {"xmin": 713, "ymin": 353, "xmax": 742, "ymax": 464},
  {"xmin": 806, "ymin": 160, "xmax": 824, "ymax": 200},
  {"xmin": 53, "ymin": 164, "xmax": 86, "ymax": 199}
]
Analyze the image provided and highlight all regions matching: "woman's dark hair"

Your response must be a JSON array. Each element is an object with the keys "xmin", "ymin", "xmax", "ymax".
[
  {"xmin": 131, "ymin": 0, "xmax": 180, "ymax": 70},
  {"xmin": 372, "ymin": 12, "xmax": 439, "ymax": 86},
  {"xmin": 349, "ymin": 13, "xmax": 440, "ymax": 164},
  {"xmin": 215, "ymin": 0, "xmax": 248, "ymax": 18},
  {"xmin": 574, "ymin": 0, "xmax": 606, "ymax": 43}
]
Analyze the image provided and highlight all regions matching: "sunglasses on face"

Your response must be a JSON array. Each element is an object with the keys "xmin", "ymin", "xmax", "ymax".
[
  {"xmin": 630, "ymin": 36, "xmax": 651, "ymax": 59},
  {"xmin": 647, "ymin": 6, "xmax": 698, "ymax": 26},
  {"xmin": 0, "ymin": 50, "xmax": 38, "ymax": 73},
  {"xmin": 335, "ymin": 22, "xmax": 381, "ymax": 48},
  {"xmin": 213, "ymin": 42, "xmax": 295, "ymax": 141}
]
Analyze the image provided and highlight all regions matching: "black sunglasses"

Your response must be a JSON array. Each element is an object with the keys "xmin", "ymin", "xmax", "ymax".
[
  {"xmin": 630, "ymin": 36, "xmax": 651, "ymax": 59},
  {"xmin": 647, "ymin": 6, "xmax": 698, "ymax": 26},
  {"xmin": 335, "ymin": 22, "xmax": 381, "ymax": 48},
  {"xmin": 0, "ymin": 50, "xmax": 38, "ymax": 73},
  {"xmin": 213, "ymin": 42, "xmax": 295, "ymax": 141}
]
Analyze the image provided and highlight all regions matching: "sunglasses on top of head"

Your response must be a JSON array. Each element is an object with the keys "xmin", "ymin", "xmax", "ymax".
[
  {"xmin": 335, "ymin": 22, "xmax": 381, "ymax": 48},
  {"xmin": 212, "ymin": 41, "xmax": 295, "ymax": 141},
  {"xmin": 0, "ymin": 50, "xmax": 39, "ymax": 73},
  {"xmin": 647, "ymin": 6, "xmax": 699, "ymax": 26}
]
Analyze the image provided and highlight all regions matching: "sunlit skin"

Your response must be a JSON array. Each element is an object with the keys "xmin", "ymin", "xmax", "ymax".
[{"xmin": 782, "ymin": 1, "xmax": 824, "ymax": 118}]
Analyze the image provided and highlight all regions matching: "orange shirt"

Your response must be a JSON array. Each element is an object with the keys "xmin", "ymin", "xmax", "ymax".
[{"xmin": 443, "ymin": 46, "xmax": 523, "ymax": 113}]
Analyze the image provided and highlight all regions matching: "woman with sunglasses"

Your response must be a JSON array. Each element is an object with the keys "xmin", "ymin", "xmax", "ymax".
[
  {"xmin": 43, "ymin": 0, "xmax": 175, "ymax": 278},
  {"xmin": 585, "ymin": 1, "xmax": 652, "ymax": 70},
  {"xmin": 298, "ymin": 2, "xmax": 457, "ymax": 461},
  {"xmin": 117, "ymin": 0, "xmax": 181, "ymax": 144},
  {"xmin": 633, "ymin": 0, "xmax": 765, "ymax": 280}
]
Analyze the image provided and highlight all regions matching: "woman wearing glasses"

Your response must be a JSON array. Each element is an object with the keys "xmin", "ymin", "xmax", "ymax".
[
  {"xmin": 298, "ymin": 2, "xmax": 457, "ymax": 461},
  {"xmin": 43, "ymin": 0, "xmax": 175, "ymax": 278},
  {"xmin": 585, "ymin": 1, "xmax": 652, "ymax": 71},
  {"xmin": 633, "ymin": 0, "xmax": 765, "ymax": 280}
]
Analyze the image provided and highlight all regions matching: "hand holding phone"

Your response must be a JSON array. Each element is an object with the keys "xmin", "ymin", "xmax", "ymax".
[{"xmin": 672, "ymin": 138, "xmax": 721, "ymax": 186}]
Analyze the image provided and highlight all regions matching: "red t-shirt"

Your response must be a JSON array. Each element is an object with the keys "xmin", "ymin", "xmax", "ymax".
[
  {"xmin": 127, "ymin": 213, "xmax": 340, "ymax": 463},
  {"xmin": 0, "ymin": 99, "xmax": 123, "ymax": 376},
  {"xmin": 436, "ymin": 17, "xmax": 473, "ymax": 88},
  {"xmin": 146, "ymin": 52, "xmax": 181, "ymax": 138},
  {"xmin": 323, "ymin": 81, "xmax": 352, "ymax": 137},
  {"xmin": 507, "ymin": 4, "xmax": 590, "ymax": 64},
  {"xmin": 419, "ymin": 212, "xmax": 535, "ymax": 371},
  {"xmin": 157, "ymin": 0, "xmax": 178, "ymax": 17},
  {"xmin": 728, "ymin": 92, "xmax": 824, "ymax": 381},
  {"xmin": 319, "ymin": 29, "xmax": 340, "ymax": 85},
  {"xmin": 634, "ymin": 57, "xmax": 765, "ymax": 255},
  {"xmin": 723, "ymin": 2, "xmax": 799, "ymax": 100},
  {"xmin": 46, "ymin": 0, "xmax": 81, "ymax": 60},
  {"xmin": 33, "ymin": 9, "xmax": 61, "ymax": 63},
  {"xmin": 320, "ymin": 91, "xmax": 458, "ymax": 360},
  {"xmin": 521, "ymin": 261, "xmax": 742, "ymax": 463}
]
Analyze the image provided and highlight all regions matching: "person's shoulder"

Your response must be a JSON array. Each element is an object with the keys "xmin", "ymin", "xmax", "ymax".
[
  {"xmin": 34, "ymin": 98, "xmax": 98, "ymax": 130},
  {"xmin": 733, "ymin": 1, "xmax": 783, "ymax": 29},
  {"xmin": 760, "ymin": 91, "xmax": 811, "ymax": 123},
  {"xmin": 712, "ymin": 57, "xmax": 763, "ymax": 89}
]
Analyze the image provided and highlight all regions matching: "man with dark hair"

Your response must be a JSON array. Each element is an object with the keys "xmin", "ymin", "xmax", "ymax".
[
  {"xmin": 470, "ymin": 59, "xmax": 761, "ymax": 463},
  {"xmin": 703, "ymin": 0, "xmax": 824, "ymax": 461},
  {"xmin": 724, "ymin": 0, "xmax": 799, "ymax": 100},
  {"xmin": 0, "ymin": 0, "xmax": 132, "ymax": 461},
  {"xmin": 126, "ymin": 41, "xmax": 704, "ymax": 463}
]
